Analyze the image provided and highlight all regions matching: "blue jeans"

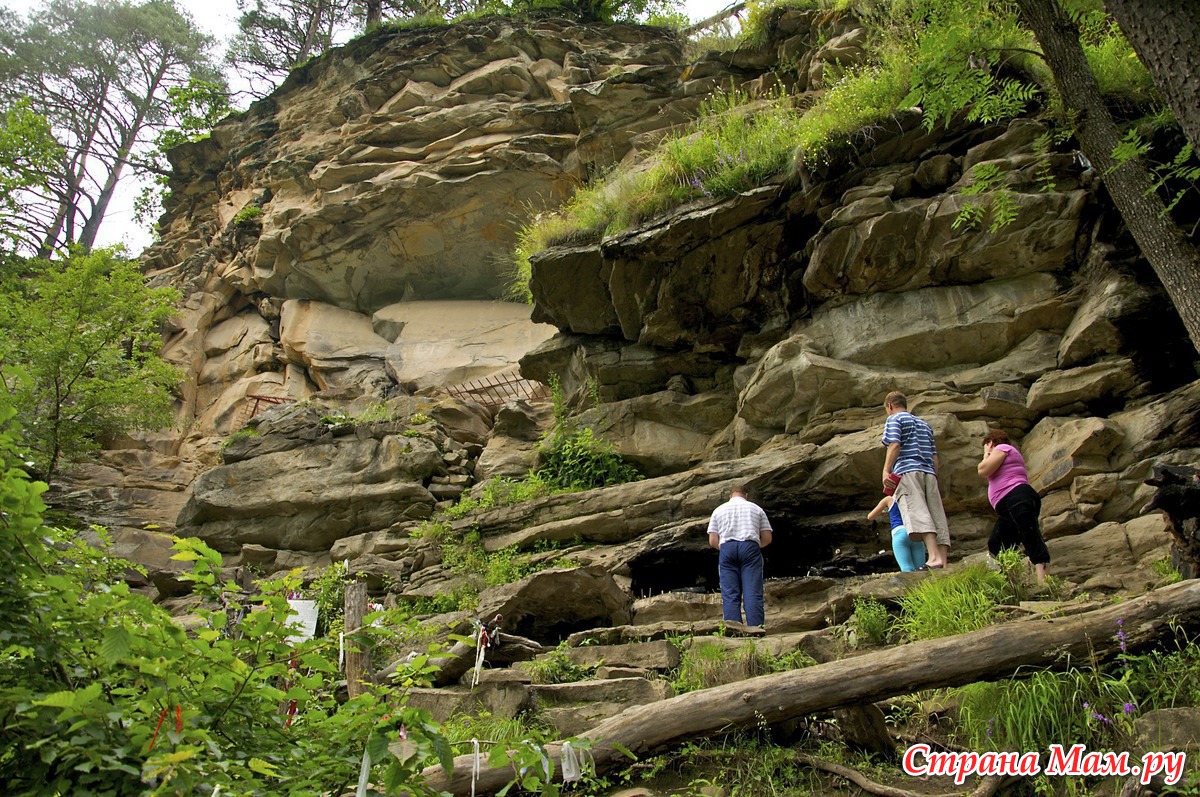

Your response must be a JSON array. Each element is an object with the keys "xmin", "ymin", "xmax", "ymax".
[{"xmin": 719, "ymin": 540, "xmax": 764, "ymax": 627}]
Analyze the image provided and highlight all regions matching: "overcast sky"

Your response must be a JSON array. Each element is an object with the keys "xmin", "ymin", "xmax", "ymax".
[{"xmin": 1, "ymin": 0, "xmax": 738, "ymax": 254}]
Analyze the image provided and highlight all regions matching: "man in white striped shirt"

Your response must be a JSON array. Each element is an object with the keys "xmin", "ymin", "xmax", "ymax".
[{"xmin": 708, "ymin": 486, "xmax": 774, "ymax": 627}]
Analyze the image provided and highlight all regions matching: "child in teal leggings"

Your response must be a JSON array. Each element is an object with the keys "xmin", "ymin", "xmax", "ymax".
[{"xmin": 868, "ymin": 494, "xmax": 927, "ymax": 572}]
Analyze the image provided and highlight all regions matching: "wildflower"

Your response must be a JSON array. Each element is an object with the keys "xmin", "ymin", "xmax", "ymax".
[
  {"xmin": 398, "ymin": 725, "xmax": 408, "ymax": 740},
  {"xmin": 986, "ymin": 716, "xmax": 996, "ymax": 738},
  {"xmin": 1123, "ymin": 702, "xmax": 1137, "ymax": 715}
]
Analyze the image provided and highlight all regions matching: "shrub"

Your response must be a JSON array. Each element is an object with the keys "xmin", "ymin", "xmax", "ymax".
[
  {"xmin": 852, "ymin": 597, "xmax": 891, "ymax": 646},
  {"xmin": 219, "ymin": 426, "xmax": 259, "ymax": 450},
  {"xmin": 353, "ymin": 402, "xmax": 396, "ymax": 424},
  {"xmin": 538, "ymin": 425, "xmax": 640, "ymax": 490},
  {"xmin": 233, "ymin": 204, "xmax": 263, "ymax": 224},
  {"xmin": 535, "ymin": 374, "xmax": 640, "ymax": 490},
  {"xmin": 527, "ymin": 643, "xmax": 597, "ymax": 684},
  {"xmin": 1150, "ymin": 556, "xmax": 1183, "ymax": 585}
]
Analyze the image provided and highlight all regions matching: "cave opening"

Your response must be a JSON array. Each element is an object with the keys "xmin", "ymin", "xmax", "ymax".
[{"xmin": 626, "ymin": 514, "xmax": 899, "ymax": 599}]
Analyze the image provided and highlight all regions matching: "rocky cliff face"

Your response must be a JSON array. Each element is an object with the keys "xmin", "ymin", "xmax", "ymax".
[{"xmin": 62, "ymin": 10, "xmax": 1200, "ymax": 626}]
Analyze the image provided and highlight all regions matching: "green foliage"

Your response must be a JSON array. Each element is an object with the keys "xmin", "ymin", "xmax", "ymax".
[
  {"xmin": 308, "ymin": 560, "xmax": 353, "ymax": 637},
  {"xmin": 894, "ymin": 0, "xmax": 1044, "ymax": 132},
  {"xmin": 351, "ymin": 402, "xmax": 397, "ymax": 424},
  {"xmin": 896, "ymin": 563, "xmax": 1009, "ymax": 640},
  {"xmin": 852, "ymin": 597, "xmax": 891, "ymax": 646},
  {"xmin": 790, "ymin": 60, "xmax": 912, "ymax": 164},
  {"xmin": 404, "ymin": 584, "xmax": 480, "ymax": 615},
  {"xmin": 607, "ymin": 732, "xmax": 816, "ymax": 796},
  {"xmin": 0, "ymin": 407, "xmax": 461, "ymax": 794},
  {"xmin": 670, "ymin": 640, "xmax": 811, "ymax": 694},
  {"xmin": 0, "ymin": 246, "xmax": 182, "ymax": 480},
  {"xmin": 1150, "ymin": 556, "xmax": 1183, "ymax": 585},
  {"xmin": 233, "ymin": 204, "xmax": 264, "ymax": 224},
  {"xmin": 0, "ymin": 99, "xmax": 61, "ymax": 252},
  {"xmin": 1073, "ymin": 8, "xmax": 1155, "ymax": 101},
  {"xmin": 135, "ymin": 78, "xmax": 232, "ymax": 228},
  {"xmin": 509, "ymin": 66, "xmax": 908, "ymax": 299},
  {"xmin": 954, "ymin": 161, "xmax": 1019, "ymax": 233},
  {"xmin": 2, "ymin": 0, "xmax": 223, "ymax": 253},
  {"xmin": 740, "ymin": 0, "xmax": 843, "ymax": 49},
  {"xmin": 995, "ymin": 546, "xmax": 1034, "ymax": 601},
  {"xmin": 537, "ymin": 425, "xmax": 640, "ymax": 490},
  {"xmin": 535, "ymin": 375, "xmax": 640, "ymax": 490},
  {"xmin": 219, "ymin": 426, "xmax": 259, "ymax": 450},
  {"xmin": 526, "ymin": 642, "xmax": 598, "ymax": 684},
  {"xmin": 956, "ymin": 629, "xmax": 1200, "ymax": 762},
  {"xmin": 483, "ymin": 545, "xmax": 543, "ymax": 586},
  {"xmin": 440, "ymin": 709, "xmax": 552, "ymax": 747},
  {"xmin": 409, "ymin": 412, "xmax": 433, "ymax": 425},
  {"xmin": 434, "ymin": 523, "xmax": 569, "ymax": 590}
]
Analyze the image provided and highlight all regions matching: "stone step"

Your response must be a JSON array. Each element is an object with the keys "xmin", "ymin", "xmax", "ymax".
[{"xmin": 564, "ymin": 639, "xmax": 681, "ymax": 671}]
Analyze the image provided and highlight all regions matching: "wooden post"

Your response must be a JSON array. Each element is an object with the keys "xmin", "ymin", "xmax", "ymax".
[{"xmin": 344, "ymin": 581, "xmax": 371, "ymax": 698}]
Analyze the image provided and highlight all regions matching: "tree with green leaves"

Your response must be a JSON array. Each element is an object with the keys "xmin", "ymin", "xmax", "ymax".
[
  {"xmin": 0, "ymin": 407, "xmax": 458, "ymax": 792},
  {"xmin": 893, "ymin": 0, "xmax": 1200, "ymax": 356},
  {"xmin": 227, "ymin": 0, "xmax": 357, "ymax": 95},
  {"xmin": 0, "ymin": 99, "xmax": 61, "ymax": 255},
  {"xmin": 1012, "ymin": 0, "xmax": 1200, "ymax": 356},
  {"xmin": 0, "ymin": 246, "xmax": 181, "ymax": 481},
  {"xmin": 133, "ymin": 78, "xmax": 233, "ymax": 228},
  {"xmin": 0, "ymin": 0, "xmax": 223, "ymax": 256}
]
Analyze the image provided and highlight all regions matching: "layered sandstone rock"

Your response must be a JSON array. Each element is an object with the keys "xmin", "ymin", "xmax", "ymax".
[{"xmin": 54, "ymin": 10, "xmax": 1195, "ymax": 677}]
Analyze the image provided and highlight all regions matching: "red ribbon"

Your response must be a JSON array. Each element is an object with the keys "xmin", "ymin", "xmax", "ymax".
[{"xmin": 147, "ymin": 706, "xmax": 169, "ymax": 751}]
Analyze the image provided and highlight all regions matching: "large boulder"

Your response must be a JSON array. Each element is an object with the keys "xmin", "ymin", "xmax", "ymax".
[
  {"xmin": 474, "ymin": 567, "xmax": 633, "ymax": 643},
  {"xmin": 799, "ymin": 273, "xmax": 1073, "ymax": 370},
  {"xmin": 1021, "ymin": 416, "xmax": 1126, "ymax": 495},
  {"xmin": 279, "ymin": 299, "xmax": 392, "ymax": 393},
  {"xmin": 177, "ymin": 435, "xmax": 441, "ymax": 551}
]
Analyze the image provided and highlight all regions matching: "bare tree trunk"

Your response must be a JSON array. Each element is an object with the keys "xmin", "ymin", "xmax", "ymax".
[
  {"xmin": 1105, "ymin": 0, "xmax": 1200, "ymax": 153},
  {"xmin": 681, "ymin": 2, "xmax": 745, "ymax": 38},
  {"xmin": 422, "ymin": 579, "xmax": 1200, "ymax": 795},
  {"xmin": 365, "ymin": 0, "xmax": 381, "ymax": 29},
  {"xmin": 1015, "ymin": 0, "xmax": 1200, "ymax": 356},
  {"xmin": 296, "ymin": 0, "xmax": 328, "ymax": 64},
  {"xmin": 78, "ymin": 65, "xmax": 166, "ymax": 250}
]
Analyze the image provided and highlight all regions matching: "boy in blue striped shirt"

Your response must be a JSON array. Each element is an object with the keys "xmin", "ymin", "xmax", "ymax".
[{"xmin": 881, "ymin": 391, "xmax": 951, "ymax": 568}]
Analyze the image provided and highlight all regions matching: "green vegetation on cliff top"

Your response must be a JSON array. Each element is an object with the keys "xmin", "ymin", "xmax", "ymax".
[{"xmin": 508, "ymin": 0, "xmax": 1159, "ymax": 302}]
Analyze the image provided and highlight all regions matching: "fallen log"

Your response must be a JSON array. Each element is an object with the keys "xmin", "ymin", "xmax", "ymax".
[{"xmin": 422, "ymin": 579, "xmax": 1200, "ymax": 795}]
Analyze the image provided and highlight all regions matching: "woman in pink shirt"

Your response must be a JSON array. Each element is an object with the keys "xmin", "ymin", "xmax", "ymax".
[{"xmin": 977, "ymin": 429, "xmax": 1051, "ymax": 581}]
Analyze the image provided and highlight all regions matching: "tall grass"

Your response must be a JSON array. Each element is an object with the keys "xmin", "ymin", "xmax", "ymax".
[
  {"xmin": 895, "ymin": 563, "xmax": 1007, "ymax": 640},
  {"xmin": 440, "ymin": 709, "xmax": 552, "ymax": 747},
  {"xmin": 671, "ymin": 640, "xmax": 814, "ymax": 693},
  {"xmin": 510, "ymin": 65, "xmax": 909, "ymax": 299}
]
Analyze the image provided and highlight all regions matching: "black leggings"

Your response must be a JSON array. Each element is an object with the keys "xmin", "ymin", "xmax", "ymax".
[{"xmin": 988, "ymin": 483, "xmax": 1051, "ymax": 565}]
